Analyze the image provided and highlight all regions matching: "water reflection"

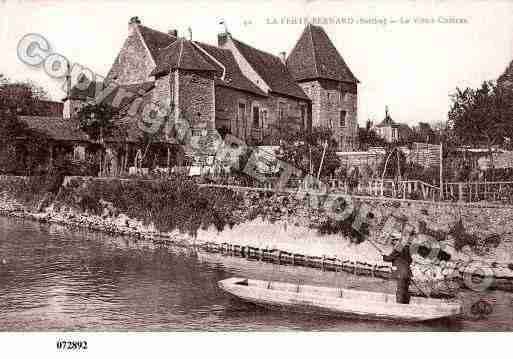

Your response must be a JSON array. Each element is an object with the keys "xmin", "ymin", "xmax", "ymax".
[{"xmin": 0, "ymin": 216, "xmax": 511, "ymax": 331}]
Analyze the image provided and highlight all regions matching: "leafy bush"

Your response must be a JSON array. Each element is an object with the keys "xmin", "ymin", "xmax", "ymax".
[
  {"xmin": 0, "ymin": 175, "xmax": 50, "ymax": 210},
  {"xmin": 57, "ymin": 176, "xmax": 244, "ymax": 236}
]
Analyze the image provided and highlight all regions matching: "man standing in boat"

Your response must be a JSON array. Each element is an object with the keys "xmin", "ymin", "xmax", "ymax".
[
  {"xmin": 383, "ymin": 240, "xmax": 413, "ymax": 304},
  {"xmin": 382, "ymin": 226, "xmax": 452, "ymax": 304}
]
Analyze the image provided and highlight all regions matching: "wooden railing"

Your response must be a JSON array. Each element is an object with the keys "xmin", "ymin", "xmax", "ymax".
[
  {"xmin": 322, "ymin": 179, "xmax": 440, "ymax": 201},
  {"xmin": 218, "ymin": 177, "xmax": 443, "ymax": 201},
  {"xmin": 443, "ymin": 181, "xmax": 513, "ymax": 203}
]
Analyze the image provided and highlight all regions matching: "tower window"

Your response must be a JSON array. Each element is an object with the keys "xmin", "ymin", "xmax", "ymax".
[
  {"xmin": 279, "ymin": 102, "xmax": 286, "ymax": 122},
  {"xmin": 300, "ymin": 105, "xmax": 307, "ymax": 130},
  {"xmin": 253, "ymin": 105, "xmax": 260, "ymax": 128},
  {"xmin": 340, "ymin": 110, "xmax": 347, "ymax": 127}
]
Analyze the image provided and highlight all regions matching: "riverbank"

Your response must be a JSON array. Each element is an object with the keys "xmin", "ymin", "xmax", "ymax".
[
  {"xmin": 5, "ymin": 214, "xmax": 508, "ymax": 331},
  {"xmin": 2, "ymin": 175, "xmax": 513, "ymax": 288}
]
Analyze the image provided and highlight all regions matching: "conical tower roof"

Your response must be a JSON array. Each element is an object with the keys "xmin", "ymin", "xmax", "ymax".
[{"xmin": 286, "ymin": 24, "xmax": 358, "ymax": 83}]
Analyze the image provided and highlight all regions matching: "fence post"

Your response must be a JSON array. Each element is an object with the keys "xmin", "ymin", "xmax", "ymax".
[{"xmin": 439, "ymin": 141, "xmax": 443, "ymax": 200}]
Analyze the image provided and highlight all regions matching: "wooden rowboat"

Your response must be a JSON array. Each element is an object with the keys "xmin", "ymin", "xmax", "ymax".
[{"xmin": 218, "ymin": 277, "xmax": 462, "ymax": 322}]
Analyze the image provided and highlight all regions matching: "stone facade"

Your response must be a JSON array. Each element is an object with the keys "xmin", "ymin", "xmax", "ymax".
[
  {"xmin": 215, "ymin": 86, "xmax": 309, "ymax": 145},
  {"xmin": 262, "ymin": 95, "xmax": 309, "ymax": 143},
  {"xmin": 300, "ymin": 79, "xmax": 358, "ymax": 150},
  {"xmin": 105, "ymin": 23, "xmax": 155, "ymax": 85},
  {"xmin": 215, "ymin": 86, "xmax": 266, "ymax": 141},
  {"xmin": 152, "ymin": 73, "xmax": 172, "ymax": 108},
  {"xmin": 152, "ymin": 70, "xmax": 216, "ymax": 130},
  {"xmin": 217, "ymin": 35, "xmax": 310, "ymax": 144},
  {"xmin": 176, "ymin": 70, "xmax": 215, "ymax": 129},
  {"xmin": 64, "ymin": 19, "xmax": 362, "ymax": 152}
]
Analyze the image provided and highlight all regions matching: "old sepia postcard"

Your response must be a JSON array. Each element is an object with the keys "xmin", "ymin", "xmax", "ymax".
[{"xmin": 1, "ymin": 0, "xmax": 513, "ymax": 357}]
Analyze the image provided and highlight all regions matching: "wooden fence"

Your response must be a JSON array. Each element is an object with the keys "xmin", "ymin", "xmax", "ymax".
[
  {"xmin": 203, "ymin": 177, "xmax": 513, "ymax": 205},
  {"xmin": 443, "ymin": 181, "xmax": 513, "ymax": 203},
  {"xmin": 203, "ymin": 178, "xmax": 442, "ymax": 202},
  {"xmin": 325, "ymin": 179, "xmax": 440, "ymax": 201}
]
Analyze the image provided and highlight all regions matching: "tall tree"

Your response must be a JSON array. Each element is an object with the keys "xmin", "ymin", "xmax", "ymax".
[
  {"xmin": 77, "ymin": 103, "xmax": 117, "ymax": 142},
  {"xmin": 77, "ymin": 103, "xmax": 120, "ymax": 175},
  {"xmin": 0, "ymin": 78, "xmax": 50, "ymax": 115},
  {"xmin": 413, "ymin": 122, "xmax": 436, "ymax": 143},
  {"xmin": 448, "ymin": 81, "xmax": 513, "ymax": 154},
  {"xmin": 0, "ymin": 77, "xmax": 52, "ymax": 174},
  {"xmin": 279, "ymin": 126, "xmax": 340, "ymax": 179}
]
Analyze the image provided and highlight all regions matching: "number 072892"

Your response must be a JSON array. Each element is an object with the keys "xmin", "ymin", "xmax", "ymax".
[{"xmin": 56, "ymin": 340, "xmax": 88, "ymax": 350}]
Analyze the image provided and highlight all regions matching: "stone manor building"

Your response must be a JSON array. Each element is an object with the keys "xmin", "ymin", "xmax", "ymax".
[{"xmin": 64, "ymin": 17, "xmax": 360, "ymax": 151}]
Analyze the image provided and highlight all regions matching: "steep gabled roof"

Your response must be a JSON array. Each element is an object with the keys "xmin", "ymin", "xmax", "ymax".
[
  {"xmin": 18, "ymin": 116, "xmax": 88, "ymax": 141},
  {"xmin": 498, "ymin": 59, "xmax": 513, "ymax": 90},
  {"xmin": 151, "ymin": 38, "xmax": 218, "ymax": 76},
  {"xmin": 286, "ymin": 24, "xmax": 358, "ymax": 83},
  {"xmin": 230, "ymin": 38, "xmax": 309, "ymax": 100},
  {"xmin": 194, "ymin": 42, "xmax": 267, "ymax": 97},
  {"xmin": 137, "ymin": 25, "xmax": 176, "ymax": 61},
  {"xmin": 101, "ymin": 81, "xmax": 155, "ymax": 112}
]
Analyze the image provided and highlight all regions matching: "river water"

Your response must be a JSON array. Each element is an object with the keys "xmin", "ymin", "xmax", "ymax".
[{"xmin": 0, "ymin": 216, "xmax": 512, "ymax": 331}]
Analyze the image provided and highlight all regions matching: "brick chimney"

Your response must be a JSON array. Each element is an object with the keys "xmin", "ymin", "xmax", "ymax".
[
  {"xmin": 128, "ymin": 16, "xmax": 141, "ymax": 35},
  {"xmin": 168, "ymin": 29, "xmax": 178, "ymax": 37},
  {"xmin": 279, "ymin": 51, "xmax": 286, "ymax": 64},
  {"xmin": 217, "ymin": 32, "xmax": 231, "ymax": 47}
]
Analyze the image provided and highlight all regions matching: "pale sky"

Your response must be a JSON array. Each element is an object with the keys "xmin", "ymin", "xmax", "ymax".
[{"xmin": 1, "ymin": 0, "xmax": 512, "ymax": 126}]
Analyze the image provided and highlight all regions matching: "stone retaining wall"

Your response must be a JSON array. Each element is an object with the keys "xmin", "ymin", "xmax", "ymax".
[{"xmin": 2, "ymin": 175, "xmax": 513, "ymax": 270}]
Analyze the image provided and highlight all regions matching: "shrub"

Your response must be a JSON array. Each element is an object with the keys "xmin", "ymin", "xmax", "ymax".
[
  {"xmin": 57, "ymin": 176, "xmax": 245, "ymax": 236},
  {"xmin": 0, "ymin": 175, "xmax": 50, "ymax": 210}
]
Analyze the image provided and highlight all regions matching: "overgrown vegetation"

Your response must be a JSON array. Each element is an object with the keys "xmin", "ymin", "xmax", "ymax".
[
  {"xmin": 57, "ymin": 176, "xmax": 244, "ymax": 236},
  {"xmin": 449, "ymin": 80, "xmax": 513, "ymax": 151},
  {"xmin": 0, "ymin": 174, "xmax": 62, "ymax": 210},
  {"xmin": 0, "ymin": 76, "xmax": 67, "ymax": 176},
  {"xmin": 279, "ymin": 126, "xmax": 341, "ymax": 179}
]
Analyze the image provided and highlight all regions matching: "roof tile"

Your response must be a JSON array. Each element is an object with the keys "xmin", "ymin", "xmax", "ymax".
[
  {"xmin": 151, "ymin": 38, "xmax": 218, "ymax": 76},
  {"xmin": 194, "ymin": 41, "xmax": 267, "ymax": 97},
  {"xmin": 231, "ymin": 38, "xmax": 309, "ymax": 100},
  {"xmin": 18, "ymin": 116, "xmax": 88, "ymax": 141},
  {"xmin": 137, "ymin": 25, "xmax": 176, "ymax": 61},
  {"xmin": 287, "ymin": 24, "xmax": 358, "ymax": 83}
]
